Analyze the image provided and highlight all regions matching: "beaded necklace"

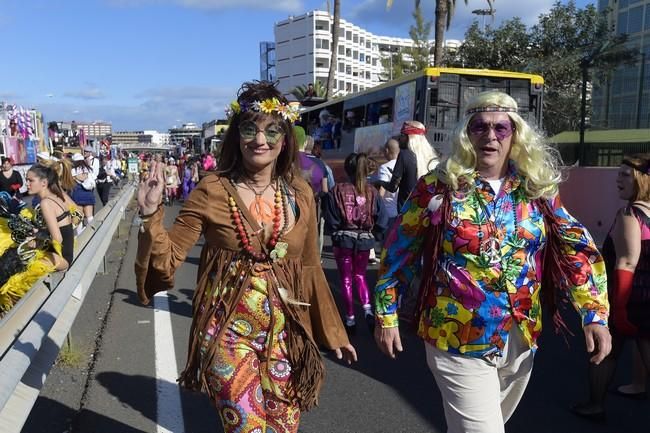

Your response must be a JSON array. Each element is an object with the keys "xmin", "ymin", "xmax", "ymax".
[
  {"xmin": 228, "ymin": 180, "xmax": 290, "ymax": 262},
  {"xmin": 474, "ymin": 184, "xmax": 517, "ymax": 266}
]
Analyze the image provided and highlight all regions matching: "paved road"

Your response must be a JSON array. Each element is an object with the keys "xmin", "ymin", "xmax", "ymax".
[{"xmin": 22, "ymin": 200, "xmax": 650, "ymax": 433}]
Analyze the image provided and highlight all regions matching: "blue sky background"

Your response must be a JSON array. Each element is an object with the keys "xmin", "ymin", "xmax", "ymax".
[{"xmin": 0, "ymin": 0, "xmax": 594, "ymax": 131}]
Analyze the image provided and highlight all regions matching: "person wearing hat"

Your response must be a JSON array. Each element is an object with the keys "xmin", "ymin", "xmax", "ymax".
[
  {"xmin": 71, "ymin": 152, "xmax": 95, "ymax": 231},
  {"xmin": 83, "ymin": 148, "xmax": 100, "ymax": 181},
  {"xmin": 374, "ymin": 91, "xmax": 610, "ymax": 433},
  {"xmin": 0, "ymin": 156, "xmax": 23, "ymax": 198}
]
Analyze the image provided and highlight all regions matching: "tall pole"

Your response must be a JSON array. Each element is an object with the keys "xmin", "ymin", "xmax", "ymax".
[
  {"xmin": 636, "ymin": 52, "xmax": 645, "ymax": 128},
  {"xmin": 579, "ymin": 60, "xmax": 588, "ymax": 166}
]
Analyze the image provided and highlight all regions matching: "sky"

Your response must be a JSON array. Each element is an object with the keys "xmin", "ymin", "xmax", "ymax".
[{"xmin": 0, "ymin": 0, "xmax": 595, "ymax": 132}]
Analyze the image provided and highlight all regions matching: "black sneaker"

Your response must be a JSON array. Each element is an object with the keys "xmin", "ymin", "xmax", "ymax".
[
  {"xmin": 345, "ymin": 318, "xmax": 356, "ymax": 337},
  {"xmin": 364, "ymin": 312, "xmax": 375, "ymax": 333}
]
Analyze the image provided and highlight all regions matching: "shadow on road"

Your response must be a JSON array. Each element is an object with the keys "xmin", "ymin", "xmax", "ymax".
[
  {"xmin": 94, "ymin": 371, "xmax": 220, "ymax": 433},
  {"xmin": 23, "ymin": 397, "xmax": 148, "ymax": 433}
]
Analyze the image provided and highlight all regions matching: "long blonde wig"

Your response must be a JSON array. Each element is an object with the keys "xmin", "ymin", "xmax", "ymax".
[
  {"xmin": 438, "ymin": 91, "xmax": 563, "ymax": 199},
  {"xmin": 403, "ymin": 120, "xmax": 439, "ymax": 178}
]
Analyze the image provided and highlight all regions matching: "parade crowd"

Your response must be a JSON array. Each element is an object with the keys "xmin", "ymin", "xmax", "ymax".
[{"xmin": 2, "ymin": 79, "xmax": 649, "ymax": 433}]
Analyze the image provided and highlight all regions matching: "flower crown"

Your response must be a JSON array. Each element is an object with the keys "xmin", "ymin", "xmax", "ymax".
[{"xmin": 225, "ymin": 98, "xmax": 301, "ymax": 123}]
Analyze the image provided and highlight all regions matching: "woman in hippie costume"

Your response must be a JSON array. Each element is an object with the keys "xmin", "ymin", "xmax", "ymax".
[
  {"xmin": 135, "ymin": 81, "xmax": 356, "ymax": 433},
  {"xmin": 374, "ymin": 91, "xmax": 611, "ymax": 433}
]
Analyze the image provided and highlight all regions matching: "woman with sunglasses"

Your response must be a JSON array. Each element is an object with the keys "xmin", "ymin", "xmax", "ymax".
[
  {"xmin": 374, "ymin": 90, "xmax": 611, "ymax": 433},
  {"xmin": 135, "ymin": 81, "xmax": 356, "ymax": 433}
]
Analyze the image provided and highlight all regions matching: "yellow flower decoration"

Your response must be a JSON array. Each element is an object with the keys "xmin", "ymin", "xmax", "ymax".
[{"xmin": 259, "ymin": 98, "xmax": 279, "ymax": 114}]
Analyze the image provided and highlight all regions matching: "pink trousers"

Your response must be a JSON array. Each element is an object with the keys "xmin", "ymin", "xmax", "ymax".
[{"xmin": 333, "ymin": 246, "xmax": 371, "ymax": 317}]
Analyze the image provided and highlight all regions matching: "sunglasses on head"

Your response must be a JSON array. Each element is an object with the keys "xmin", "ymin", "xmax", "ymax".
[
  {"xmin": 468, "ymin": 120, "xmax": 514, "ymax": 141},
  {"xmin": 239, "ymin": 120, "xmax": 284, "ymax": 145}
]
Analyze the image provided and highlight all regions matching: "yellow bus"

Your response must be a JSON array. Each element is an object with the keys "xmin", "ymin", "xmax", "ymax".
[{"xmin": 301, "ymin": 67, "xmax": 544, "ymax": 158}]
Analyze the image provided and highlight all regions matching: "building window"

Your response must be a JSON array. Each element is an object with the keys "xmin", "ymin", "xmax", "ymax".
[
  {"xmin": 353, "ymin": 84, "xmax": 358, "ymax": 93},
  {"xmin": 617, "ymin": 11, "xmax": 628, "ymax": 35},
  {"xmin": 359, "ymin": 53, "xmax": 365, "ymax": 62},
  {"xmin": 360, "ymin": 37, "xmax": 365, "ymax": 45},
  {"xmin": 346, "ymin": 31, "xmax": 352, "ymax": 41},
  {"xmin": 338, "ymin": 45, "xmax": 345, "ymax": 55},
  {"xmin": 315, "ymin": 39, "xmax": 330, "ymax": 50},
  {"xmin": 346, "ymin": 65, "xmax": 352, "ymax": 75},
  {"xmin": 339, "ymin": 80, "xmax": 345, "ymax": 90},
  {"xmin": 339, "ymin": 62, "xmax": 345, "ymax": 72},
  {"xmin": 346, "ymin": 48, "xmax": 352, "ymax": 57},
  {"xmin": 353, "ymin": 50, "xmax": 358, "ymax": 60},
  {"xmin": 628, "ymin": 5, "xmax": 643, "ymax": 33},
  {"xmin": 346, "ymin": 82, "xmax": 352, "ymax": 92},
  {"xmin": 372, "ymin": 58, "xmax": 377, "ymax": 66},
  {"xmin": 366, "ymin": 41, "xmax": 372, "ymax": 49},
  {"xmin": 365, "ymin": 71, "xmax": 371, "ymax": 80},
  {"xmin": 353, "ymin": 34, "xmax": 358, "ymax": 43}
]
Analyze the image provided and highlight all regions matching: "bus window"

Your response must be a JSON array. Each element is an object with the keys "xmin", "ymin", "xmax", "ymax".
[{"xmin": 366, "ymin": 98, "xmax": 393, "ymax": 125}]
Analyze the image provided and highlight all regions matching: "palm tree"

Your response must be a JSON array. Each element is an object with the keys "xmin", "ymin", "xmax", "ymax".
[
  {"xmin": 387, "ymin": 0, "xmax": 470, "ymax": 66},
  {"xmin": 326, "ymin": 0, "xmax": 341, "ymax": 99},
  {"xmin": 290, "ymin": 82, "xmax": 328, "ymax": 101}
]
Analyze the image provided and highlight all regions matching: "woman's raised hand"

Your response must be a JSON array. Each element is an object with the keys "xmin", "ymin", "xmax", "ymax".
[{"xmin": 137, "ymin": 160, "xmax": 164, "ymax": 215}]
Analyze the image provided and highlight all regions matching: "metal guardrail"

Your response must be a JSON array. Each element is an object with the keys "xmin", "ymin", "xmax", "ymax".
[{"xmin": 0, "ymin": 184, "xmax": 136, "ymax": 433}]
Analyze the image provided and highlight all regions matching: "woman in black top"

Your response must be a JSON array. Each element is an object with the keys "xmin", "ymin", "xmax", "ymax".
[
  {"xmin": 0, "ymin": 157, "xmax": 23, "ymax": 198},
  {"xmin": 26, "ymin": 164, "xmax": 76, "ymax": 269}
]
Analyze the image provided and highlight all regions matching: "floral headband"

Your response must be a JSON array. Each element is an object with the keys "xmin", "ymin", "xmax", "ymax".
[
  {"xmin": 225, "ymin": 98, "xmax": 301, "ymax": 123},
  {"xmin": 465, "ymin": 106, "xmax": 518, "ymax": 116}
]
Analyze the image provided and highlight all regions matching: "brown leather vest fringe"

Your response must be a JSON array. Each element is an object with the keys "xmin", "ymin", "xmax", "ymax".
[{"xmin": 178, "ymin": 251, "xmax": 325, "ymax": 411}]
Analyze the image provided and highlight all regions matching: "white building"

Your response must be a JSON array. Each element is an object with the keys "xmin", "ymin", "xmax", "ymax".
[
  {"xmin": 143, "ymin": 130, "xmax": 170, "ymax": 147},
  {"xmin": 273, "ymin": 10, "xmax": 461, "ymax": 98}
]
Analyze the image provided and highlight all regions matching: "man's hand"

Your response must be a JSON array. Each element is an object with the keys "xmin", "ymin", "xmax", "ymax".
[
  {"xmin": 584, "ymin": 323, "xmax": 612, "ymax": 364},
  {"xmin": 374, "ymin": 326, "xmax": 403, "ymax": 359}
]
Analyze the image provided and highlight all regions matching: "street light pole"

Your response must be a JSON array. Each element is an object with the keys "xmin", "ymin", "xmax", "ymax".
[{"xmin": 579, "ymin": 58, "xmax": 588, "ymax": 166}]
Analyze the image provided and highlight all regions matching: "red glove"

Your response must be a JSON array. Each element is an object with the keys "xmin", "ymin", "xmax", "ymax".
[
  {"xmin": 613, "ymin": 268, "xmax": 637, "ymax": 335},
  {"xmin": 10, "ymin": 183, "xmax": 20, "ymax": 191}
]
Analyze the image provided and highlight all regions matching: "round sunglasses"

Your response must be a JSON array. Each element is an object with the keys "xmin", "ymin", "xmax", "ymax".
[
  {"xmin": 239, "ymin": 120, "xmax": 284, "ymax": 145},
  {"xmin": 468, "ymin": 120, "xmax": 515, "ymax": 141}
]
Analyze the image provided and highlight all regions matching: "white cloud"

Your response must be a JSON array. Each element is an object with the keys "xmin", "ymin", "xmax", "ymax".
[
  {"xmin": 64, "ymin": 87, "xmax": 106, "ymax": 100},
  {"xmin": 348, "ymin": 0, "xmax": 559, "ymax": 39},
  {"xmin": 37, "ymin": 84, "xmax": 237, "ymax": 130},
  {"xmin": 108, "ymin": 0, "xmax": 303, "ymax": 12}
]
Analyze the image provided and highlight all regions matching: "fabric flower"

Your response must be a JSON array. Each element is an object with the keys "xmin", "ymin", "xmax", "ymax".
[{"xmin": 259, "ymin": 98, "xmax": 277, "ymax": 114}]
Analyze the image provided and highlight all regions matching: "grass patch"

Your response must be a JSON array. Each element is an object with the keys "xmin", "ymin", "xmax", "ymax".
[{"xmin": 56, "ymin": 343, "xmax": 87, "ymax": 368}]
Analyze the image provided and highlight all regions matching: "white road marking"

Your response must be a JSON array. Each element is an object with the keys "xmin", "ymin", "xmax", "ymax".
[
  {"xmin": 137, "ymin": 320, "xmax": 151, "ymax": 324},
  {"xmin": 154, "ymin": 292, "xmax": 185, "ymax": 433}
]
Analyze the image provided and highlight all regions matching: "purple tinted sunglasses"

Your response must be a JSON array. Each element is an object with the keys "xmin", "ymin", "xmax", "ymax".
[{"xmin": 468, "ymin": 120, "xmax": 514, "ymax": 141}]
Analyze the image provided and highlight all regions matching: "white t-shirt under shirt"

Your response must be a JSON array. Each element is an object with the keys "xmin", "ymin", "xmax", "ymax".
[
  {"xmin": 377, "ymin": 159, "xmax": 398, "ymax": 218},
  {"xmin": 487, "ymin": 178, "xmax": 504, "ymax": 195}
]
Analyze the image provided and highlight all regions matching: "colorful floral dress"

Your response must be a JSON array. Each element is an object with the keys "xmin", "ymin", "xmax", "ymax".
[{"xmin": 375, "ymin": 163, "xmax": 609, "ymax": 359}]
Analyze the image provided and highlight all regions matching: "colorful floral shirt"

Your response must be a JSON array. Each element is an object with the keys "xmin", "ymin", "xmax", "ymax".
[{"xmin": 374, "ymin": 163, "xmax": 609, "ymax": 359}]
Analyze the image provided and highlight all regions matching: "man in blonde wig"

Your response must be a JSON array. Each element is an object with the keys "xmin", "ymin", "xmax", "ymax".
[{"xmin": 374, "ymin": 91, "xmax": 611, "ymax": 432}]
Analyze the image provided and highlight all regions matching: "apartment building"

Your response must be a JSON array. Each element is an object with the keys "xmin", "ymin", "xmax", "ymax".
[
  {"xmin": 591, "ymin": 0, "xmax": 650, "ymax": 129},
  {"xmin": 273, "ymin": 10, "xmax": 460, "ymax": 98}
]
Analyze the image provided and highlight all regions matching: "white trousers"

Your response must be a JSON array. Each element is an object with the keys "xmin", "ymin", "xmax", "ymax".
[{"xmin": 425, "ymin": 326, "xmax": 534, "ymax": 433}]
